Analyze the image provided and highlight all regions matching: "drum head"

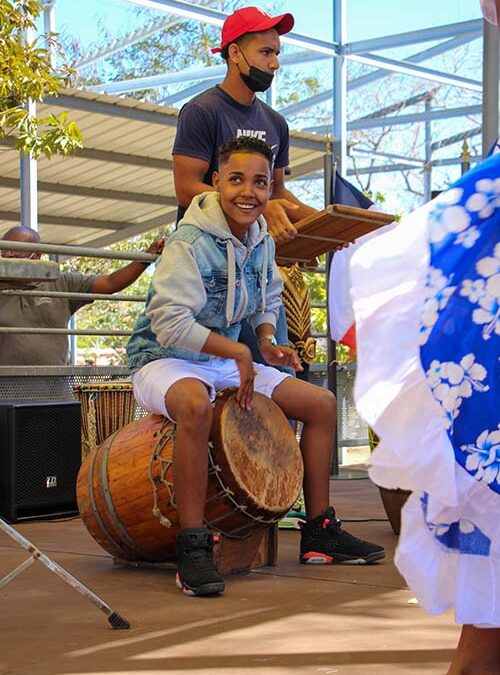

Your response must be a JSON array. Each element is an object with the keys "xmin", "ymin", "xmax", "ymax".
[{"xmin": 212, "ymin": 390, "xmax": 303, "ymax": 517}]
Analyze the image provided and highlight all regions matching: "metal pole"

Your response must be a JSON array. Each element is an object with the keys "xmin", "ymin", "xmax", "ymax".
[
  {"xmin": 19, "ymin": 17, "xmax": 38, "ymax": 231},
  {"xmin": 423, "ymin": 93, "xmax": 432, "ymax": 202},
  {"xmin": 324, "ymin": 149, "xmax": 339, "ymax": 477},
  {"xmin": 482, "ymin": 19, "xmax": 500, "ymax": 155},
  {"xmin": 327, "ymin": 0, "xmax": 347, "ymax": 476},
  {"xmin": 43, "ymin": 1, "xmax": 57, "ymax": 66},
  {"xmin": 332, "ymin": 0, "xmax": 347, "ymax": 169},
  {"xmin": 0, "ymin": 518, "xmax": 130, "ymax": 629}
]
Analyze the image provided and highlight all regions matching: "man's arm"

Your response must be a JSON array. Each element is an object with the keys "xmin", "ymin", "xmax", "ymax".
[
  {"xmin": 91, "ymin": 238, "xmax": 165, "ymax": 295},
  {"xmin": 173, "ymin": 155, "xmax": 216, "ymax": 208}
]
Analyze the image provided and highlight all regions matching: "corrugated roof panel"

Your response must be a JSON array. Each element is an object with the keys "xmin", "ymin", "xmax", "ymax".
[{"xmin": 1, "ymin": 89, "xmax": 328, "ymax": 246}]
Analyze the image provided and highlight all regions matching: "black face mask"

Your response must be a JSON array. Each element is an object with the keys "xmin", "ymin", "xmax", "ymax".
[{"xmin": 238, "ymin": 50, "xmax": 274, "ymax": 93}]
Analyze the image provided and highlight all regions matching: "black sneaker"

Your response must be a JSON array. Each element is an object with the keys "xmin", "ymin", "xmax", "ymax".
[
  {"xmin": 299, "ymin": 507, "xmax": 385, "ymax": 565},
  {"xmin": 175, "ymin": 528, "xmax": 225, "ymax": 596}
]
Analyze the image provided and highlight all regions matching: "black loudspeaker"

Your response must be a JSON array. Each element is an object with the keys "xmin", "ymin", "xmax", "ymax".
[{"xmin": 0, "ymin": 400, "xmax": 81, "ymax": 523}]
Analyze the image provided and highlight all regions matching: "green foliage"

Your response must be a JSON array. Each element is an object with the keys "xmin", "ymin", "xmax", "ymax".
[{"xmin": 0, "ymin": 0, "xmax": 83, "ymax": 157}]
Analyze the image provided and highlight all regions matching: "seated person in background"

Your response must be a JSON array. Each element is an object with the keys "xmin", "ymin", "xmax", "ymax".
[
  {"xmin": 0, "ymin": 226, "xmax": 164, "ymax": 366},
  {"xmin": 127, "ymin": 136, "xmax": 384, "ymax": 597}
]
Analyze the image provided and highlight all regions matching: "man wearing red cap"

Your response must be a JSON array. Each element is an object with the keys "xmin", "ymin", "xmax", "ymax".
[
  {"xmin": 172, "ymin": 6, "xmax": 313, "ymax": 240},
  {"xmin": 171, "ymin": 6, "xmax": 385, "ymax": 572}
]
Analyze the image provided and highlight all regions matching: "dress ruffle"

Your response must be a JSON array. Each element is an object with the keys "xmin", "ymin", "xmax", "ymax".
[{"xmin": 349, "ymin": 156, "xmax": 500, "ymax": 627}]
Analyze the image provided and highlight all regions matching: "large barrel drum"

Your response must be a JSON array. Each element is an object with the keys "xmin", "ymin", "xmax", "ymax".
[{"xmin": 77, "ymin": 389, "xmax": 304, "ymax": 562}]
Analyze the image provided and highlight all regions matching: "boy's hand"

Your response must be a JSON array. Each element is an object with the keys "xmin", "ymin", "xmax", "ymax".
[
  {"xmin": 258, "ymin": 342, "xmax": 303, "ymax": 372},
  {"xmin": 234, "ymin": 344, "xmax": 255, "ymax": 411}
]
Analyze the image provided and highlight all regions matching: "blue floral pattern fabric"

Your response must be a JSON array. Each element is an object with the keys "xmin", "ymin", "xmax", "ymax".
[
  {"xmin": 421, "ymin": 155, "xmax": 499, "ymax": 508},
  {"xmin": 350, "ymin": 152, "xmax": 500, "ymax": 626}
]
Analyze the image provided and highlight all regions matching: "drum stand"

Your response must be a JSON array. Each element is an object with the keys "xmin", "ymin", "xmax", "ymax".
[{"xmin": 0, "ymin": 518, "xmax": 130, "ymax": 630}]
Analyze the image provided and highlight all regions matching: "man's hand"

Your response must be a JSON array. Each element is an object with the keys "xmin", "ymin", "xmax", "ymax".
[
  {"xmin": 258, "ymin": 341, "xmax": 303, "ymax": 372},
  {"xmin": 146, "ymin": 237, "xmax": 166, "ymax": 256},
  {"xmin": 263, "ymin": 199, "xmax": 299, "ymax": 245},
  {"xmin": 233, "ymin": 344, "xmax": 255, "ymax": 411}
]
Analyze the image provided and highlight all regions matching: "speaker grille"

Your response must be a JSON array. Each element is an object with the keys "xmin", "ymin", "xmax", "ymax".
[{"xmin": 0, "ymin": 401, "xmax": 81, "ymax": 521}]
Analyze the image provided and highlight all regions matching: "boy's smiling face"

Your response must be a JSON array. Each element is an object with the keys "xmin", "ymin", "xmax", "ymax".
[{"xmin": 213, "ymin": 151, "xmax": 273, "ymax": 239}]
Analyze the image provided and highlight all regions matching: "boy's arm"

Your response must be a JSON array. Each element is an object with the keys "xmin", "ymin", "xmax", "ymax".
[
  {"xmin": 147, "ymin": 240, "xmax": 210, "ymax": 351},
  {"xmin": 201, "ymin": 331, "xmax": 255, "ymax": 411}
]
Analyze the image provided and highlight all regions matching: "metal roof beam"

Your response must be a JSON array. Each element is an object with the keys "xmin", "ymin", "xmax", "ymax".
[
  {"xmin": 121, "ymin": 0, "xmax": 339, "ymax": 57},
  {"xmin": 90, "ymin": 49, "xmax": 327, "ymax": 95},
  {"xmin": 357, "ymin": 90, "xmax": 435, "ymax": 121},
  {"xmin": 349, "ymin": 32, "xmax": 481, "ymax": 91},
  {"xmin": 0, "ymin": 211, "xmax": 130, "ymax": 230},
  {"xmin": 431, "ymin": 156, "xmax": 481, "ymax": 167},
  {"xmin": 0, "ymin": 177, "xmax": 177, "ymax": 206},
  {"xmin": 89, "ymin": 64, "xmax": 227, "ymax": 95},
  {"xmin": 279, "ymin": 36, "xmax": 478, "ymax": 119},
  {"xmin": 159, "ymin": 81, "xmax": 215, "ymax": 105},
  {"xmin": 280, "ymin": 90, "xmax": 333, "ymax": 117},
  {"xmin": 349, "ymin": 147, "xmax": 424, "ymax": 166},
  {"xmin": 81, "ymin": 211, "xmax": 178, "ymax": 248},
  {"xmin": 348, "ymin": 162, "xmax": 423, "ymax": 175},
  {"xmin": 349, "ymin": 104, "xmax": 481, "ymax": 130},
  {"xmin": 287, "ymin": 156, "xmax": 327, "ymax": 179},
  {"xmin": 43, "ymin": 93, "xmax": 179, "ymax": 126},
  {"xmin": 431, "ymin": 126, "xmax": 482, "ymax": 150},
  {"xmin": 75, "ymin": 0, "xmax": 219, "ymax": 69},
  {"xmin": 347, "ymin": 19, "xmax": 482, "ymax": 54},
  {"xmin": 346, "ymin": 52, "xmax": 482, "ymax": 92},
  {"xmin": 0, "ymin": 136, "xmax": 173, "ymax": 170}
]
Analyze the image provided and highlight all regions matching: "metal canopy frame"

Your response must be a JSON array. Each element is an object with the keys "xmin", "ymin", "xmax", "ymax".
[
  {"xmin": 7, "ymin": 0, "xmax": 497, "ymax": 247},
  {"xmin": 77, "ymin": 0, "xmax": 492, "ymax": 189}
]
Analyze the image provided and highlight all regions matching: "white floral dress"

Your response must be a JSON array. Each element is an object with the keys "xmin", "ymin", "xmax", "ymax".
[{"xmin": 350, "ymin": 152, "xmax": 500, "ymax": 627}]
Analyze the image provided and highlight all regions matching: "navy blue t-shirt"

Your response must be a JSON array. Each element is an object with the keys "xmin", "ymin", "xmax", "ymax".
[{"xmin": 173, "ymin": 85, "xmax": 290, "ymax": 220}]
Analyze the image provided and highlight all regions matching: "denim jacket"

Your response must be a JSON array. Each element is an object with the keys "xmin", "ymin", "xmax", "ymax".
[{"xmin": 127, "ymin": 192, "xmax": 283, "ymax": 370}]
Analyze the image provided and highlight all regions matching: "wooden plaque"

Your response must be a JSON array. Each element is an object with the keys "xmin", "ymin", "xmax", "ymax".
[{"xmin": 275, "ymin": 204, "xmax": 395, "ymax": 263}]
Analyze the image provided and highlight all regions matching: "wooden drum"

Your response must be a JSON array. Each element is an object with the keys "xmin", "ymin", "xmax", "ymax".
[
  {"xmin": 76, "ymin": 388, "xmax": 304, "ymax": 562},
  {"xmin": 73, "ymin": 382, "xmax": 136, "ymax": 458}
]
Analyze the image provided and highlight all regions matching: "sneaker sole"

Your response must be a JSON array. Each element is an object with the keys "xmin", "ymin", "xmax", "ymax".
[
  {"xmin": 175, "ymin": 574, "xmax": 225, "ymax": 596},
  {"xmin": 300, "ymin": 550, "xmax": 385, "ymax": 565}
]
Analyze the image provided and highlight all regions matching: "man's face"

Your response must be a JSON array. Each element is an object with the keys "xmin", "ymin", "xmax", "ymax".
[
  {"xmin": 234, "ymin": 29, "xmax": 281, "ymax": 74},
  {"xmin": 1, "ymin": 232, "xmax": 40, "ymax": 259},
  {"xmin": 213, "ymin": 151, "xmax": 273, "ymax": 236},
  {"xmin": 1, "ymin": 248, "xmax": 38, "ymax": 259}
]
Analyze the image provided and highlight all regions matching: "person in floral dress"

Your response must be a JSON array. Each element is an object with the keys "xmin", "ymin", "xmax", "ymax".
[{"xmin": 349, "ymin": 150, "xmax": 499, "ymax": 673}]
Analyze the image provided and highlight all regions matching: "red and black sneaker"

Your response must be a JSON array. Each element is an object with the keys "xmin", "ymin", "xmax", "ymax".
[
  {"xmin": 175, "ymin": 528, "xmax": 225, "ymax": 596},
  {"xmin": 299, "ymin": 507, "xmax": 385, "ymax": 565}
]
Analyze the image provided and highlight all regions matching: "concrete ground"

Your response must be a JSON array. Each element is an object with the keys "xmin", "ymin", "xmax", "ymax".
[{"xmin": 0, "ymin": 478, "xmax": 459, "ymax": 675}]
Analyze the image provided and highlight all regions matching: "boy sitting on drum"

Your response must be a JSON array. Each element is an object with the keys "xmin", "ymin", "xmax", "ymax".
[{"xmin": 127, "ymin": 136, "xmax": 384, "ymax": 597}]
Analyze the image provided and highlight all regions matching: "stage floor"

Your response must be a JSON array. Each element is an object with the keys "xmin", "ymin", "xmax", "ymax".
[{"xmin": 0, "ymin": 478, "xmax": 458, "ymax": 675}]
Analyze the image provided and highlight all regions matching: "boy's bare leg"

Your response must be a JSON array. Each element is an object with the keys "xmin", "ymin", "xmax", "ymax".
[
  {"xmin": 447, "ymin": 626, "xmax": 500, "ymax": 675},
  {"xmin": 271, "ymin": 377, "xmax": 336, "ymax": 519},
  {"xmin": 165, "ymin": 378, "xmax": 213, "ymax": 529}
]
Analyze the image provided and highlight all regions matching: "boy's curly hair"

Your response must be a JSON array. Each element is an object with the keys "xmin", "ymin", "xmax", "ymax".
[{"xmin": 218, "ymin": 135, "xmax": 274, "ymax": 168}]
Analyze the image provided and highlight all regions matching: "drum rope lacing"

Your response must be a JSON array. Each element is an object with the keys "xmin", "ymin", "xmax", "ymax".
[
  {"xmin": 149, "ymin": 418, "xmax": 176, "ymax": 529},
  {"xmin": 148, "ymin": 416, "xmax": 286, "ymax": 539}
]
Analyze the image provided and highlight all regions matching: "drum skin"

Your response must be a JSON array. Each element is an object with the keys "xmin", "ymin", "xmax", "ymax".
[{"xmin": 77, "ymin": 389, "xmax": 303, "ymax": 562}]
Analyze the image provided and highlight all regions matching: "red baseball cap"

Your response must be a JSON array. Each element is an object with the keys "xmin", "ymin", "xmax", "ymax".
[{"xmin": 211, "ymin": 6, "xmax": 294, "ymax": 54}]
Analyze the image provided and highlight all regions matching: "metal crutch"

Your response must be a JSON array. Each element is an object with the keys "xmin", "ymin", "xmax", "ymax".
[{"xmin": 0, "ymin": 518, "xmax": 130, "ymax": 629}]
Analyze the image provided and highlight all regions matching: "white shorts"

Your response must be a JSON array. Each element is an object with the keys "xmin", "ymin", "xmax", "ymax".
[{"xmin": 132, "ymin": 357, "xmax": 291, "ymax": 421}]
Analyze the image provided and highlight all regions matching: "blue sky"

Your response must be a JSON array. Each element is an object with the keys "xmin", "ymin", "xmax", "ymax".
[
  {"xmin": 48, "ymin": 0, "xmax": 484, "ymax": 213},
  {"xmin": 53, "ymin": 0, "xmax": 481, "ymax": 48}
]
